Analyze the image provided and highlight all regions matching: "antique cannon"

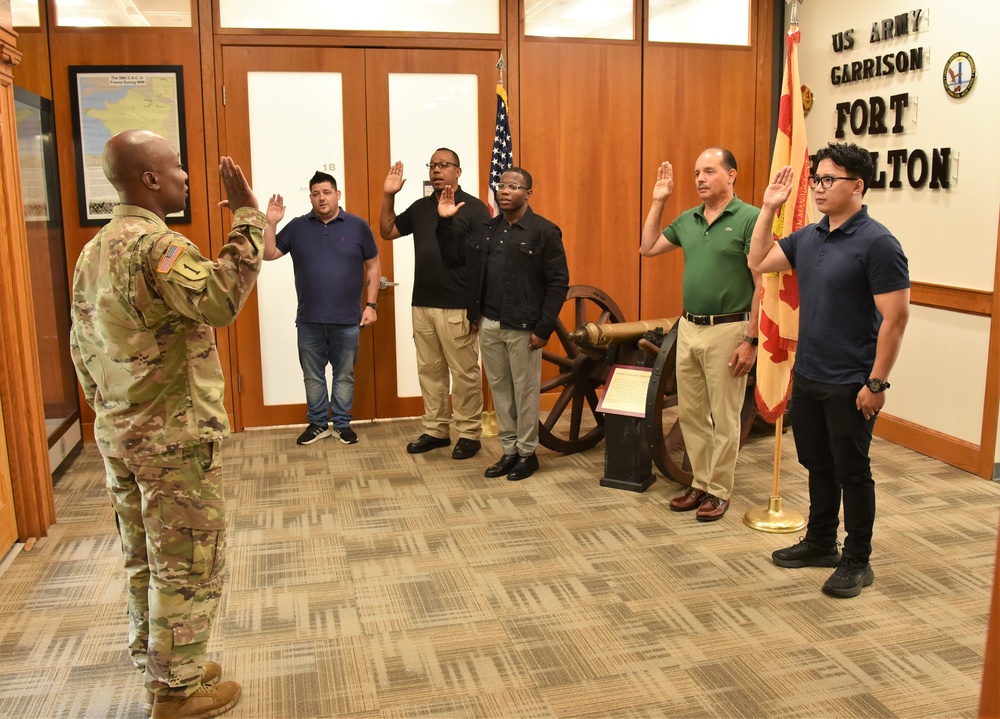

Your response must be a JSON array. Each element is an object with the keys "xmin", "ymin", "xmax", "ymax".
[{"xmin": 537, "ymin": 285, "xmax": 757, "ymax": 485}]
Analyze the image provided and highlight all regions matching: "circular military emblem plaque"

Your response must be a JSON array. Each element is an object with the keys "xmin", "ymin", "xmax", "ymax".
[{"xmin": 943, "ymin": 51, "xmax": 976, "ymax": 98}]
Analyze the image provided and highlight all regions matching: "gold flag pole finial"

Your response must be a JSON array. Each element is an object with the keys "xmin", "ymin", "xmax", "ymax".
[{"xmin": 496, "ymin": 53, "xmax": 507, "ymax": 86}]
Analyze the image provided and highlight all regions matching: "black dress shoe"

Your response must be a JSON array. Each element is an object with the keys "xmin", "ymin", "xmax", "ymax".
[
  {"xmin": 406, "ymin": 434, "xmax": 450, "ymax": 454},
  {"xmin": 452, "ymin": 438, "xmax": 482, "ymax": 460},
  {"xmin": 484, "ymin": 454, "xmax": 519, "ymax": 478},
  {"xmin": 506, "ymin": 454, "xmax": 539, "ymax": 481}
]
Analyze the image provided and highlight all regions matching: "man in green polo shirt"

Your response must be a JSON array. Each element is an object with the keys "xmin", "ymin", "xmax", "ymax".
[{"xmin": 640, "ymin": 147, "xmax": 761, "ymax": 521}]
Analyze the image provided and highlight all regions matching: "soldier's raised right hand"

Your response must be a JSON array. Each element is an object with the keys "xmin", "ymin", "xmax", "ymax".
[{"xmin": 218, "ymin": 157, "xmax": 258, "ymax": 211}]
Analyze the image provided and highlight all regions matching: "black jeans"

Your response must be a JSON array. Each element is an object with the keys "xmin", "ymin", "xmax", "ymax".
[{"xmin": 790, "ymin": 373, "xmax": 877, "ymax": 563}]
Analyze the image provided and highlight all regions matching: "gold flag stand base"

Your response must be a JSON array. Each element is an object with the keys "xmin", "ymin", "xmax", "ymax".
[
  {"xmin": 743, "ymin": 496, "xmax": 805, "ymax": 534},
  {"xmin": 481, "ymin": 410, "xmax": 499, "ymax": 437}
]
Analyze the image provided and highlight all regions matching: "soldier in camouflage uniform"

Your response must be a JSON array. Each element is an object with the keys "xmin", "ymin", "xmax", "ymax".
[{"xmin": 70, "ymin": 130, "xmax": 264, "ymax": 719}]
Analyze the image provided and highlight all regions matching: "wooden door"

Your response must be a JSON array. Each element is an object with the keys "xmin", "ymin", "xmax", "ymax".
[
  {"xmin": 222, "ymin": 47, "xmax": 500, "ymax": 427},
  {"xmin": 221, "ymin": 46, "xmax": 376, "ymax": 428},
  {"xmin": 363, "ymin": 49, "xmax": 501, "ymax": 419},
  {"xmin": 0, "ymin": 393, "xmax": 18, "ymax": 555}
]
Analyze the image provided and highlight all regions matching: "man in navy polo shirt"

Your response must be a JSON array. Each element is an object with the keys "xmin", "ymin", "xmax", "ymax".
[
  {"xmin": 264, "ymin": 171, "xmax": 381, "ymax": 446},
  {"xmin": 750, "ymin": 142, "xmax": 910, "ymax": 598}
]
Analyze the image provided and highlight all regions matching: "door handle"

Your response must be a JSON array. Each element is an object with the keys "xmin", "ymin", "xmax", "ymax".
[{"xmin": 379, "ymin": 277, "xmax": 399, "ymax": 290}]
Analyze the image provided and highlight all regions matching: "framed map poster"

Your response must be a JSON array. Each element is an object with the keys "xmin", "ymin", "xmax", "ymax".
[{"xmin": 69, "ymin": 65, "xmax": 189, "ymax": 225}]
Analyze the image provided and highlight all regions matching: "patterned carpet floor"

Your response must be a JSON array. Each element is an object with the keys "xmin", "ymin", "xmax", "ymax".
[{"xmin": 0, "ymin": 417, "xmax": 997, "ymax": 718}]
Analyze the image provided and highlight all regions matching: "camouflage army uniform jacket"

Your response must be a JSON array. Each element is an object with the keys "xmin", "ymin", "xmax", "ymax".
[{"xmin": 70, "ymin": 204, "xmax": 267, "ymax": 458}]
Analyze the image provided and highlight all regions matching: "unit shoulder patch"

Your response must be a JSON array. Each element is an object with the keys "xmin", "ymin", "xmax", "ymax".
[{"xmin": 155, "ymin": 241, "xmax": 209, "ymax": 284}]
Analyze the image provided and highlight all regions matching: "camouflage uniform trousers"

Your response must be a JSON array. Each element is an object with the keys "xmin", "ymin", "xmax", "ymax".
[{"xmin": 103, "ymin": 441, "xmax": 227, "ymax": 698}]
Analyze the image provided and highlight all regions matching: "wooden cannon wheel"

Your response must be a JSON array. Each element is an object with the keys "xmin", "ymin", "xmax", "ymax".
[
  {"xmin": 643, "ymin": 323, "xmax": 758, "ymax": 485},
  {"xmin": 537, "ymin": 285, "xmax": 626, "ymax": 454}
]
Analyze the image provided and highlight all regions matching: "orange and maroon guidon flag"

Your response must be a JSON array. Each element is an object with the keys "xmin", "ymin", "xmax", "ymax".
[{"xmin": 756, "ymin": 25, "xmax": 812, "ymax": 422}]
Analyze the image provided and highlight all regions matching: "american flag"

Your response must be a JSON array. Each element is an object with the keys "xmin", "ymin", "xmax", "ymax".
[{"xmin": 488, "ymin": 84, "xmax": 513, "ymax": 217}]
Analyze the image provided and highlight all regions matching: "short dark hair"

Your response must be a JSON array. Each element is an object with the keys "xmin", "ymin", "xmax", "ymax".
[
  {"xmin": 703, "ymin": 147, "xmax": 738, "ymax": 172},
  {"xmin": 435, "ymin": 147, "xmax": 460, "ymax": 167},
  {"xmin": 309, "ymin": 171, "xmax": 337, "ymax": 190},
  {"xmin": 814, "ymin": 142, "xmax": 873, "ymax": 195},
  {"xmin": 505, "ymin": 166, "xmax": 532, "ymax": 189}
]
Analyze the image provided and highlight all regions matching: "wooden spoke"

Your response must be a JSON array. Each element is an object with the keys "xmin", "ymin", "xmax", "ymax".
[{"xmin": 538, "ymin": 285, "xmax": 625, "ymax": 454}]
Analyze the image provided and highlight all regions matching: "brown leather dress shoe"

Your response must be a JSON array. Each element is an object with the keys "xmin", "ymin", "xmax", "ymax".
[
  {"xmin": 669, "ymin": 487, "xmax": 707, "ymax": 511},
  {"xmin": 695, "ymin": 494, "xmax": 730, "ymax": 522}
]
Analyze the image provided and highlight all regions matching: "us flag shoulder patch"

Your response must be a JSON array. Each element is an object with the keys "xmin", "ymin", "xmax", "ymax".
[{"xmin": 157, "ymin": 243, "xmax": 185, "ymax": 273}]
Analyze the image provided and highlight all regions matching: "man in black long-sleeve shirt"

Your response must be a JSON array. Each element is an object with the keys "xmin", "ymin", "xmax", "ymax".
[{"xmin": 437, "ymin": 168, "xmax": 569, "ymax": 481}]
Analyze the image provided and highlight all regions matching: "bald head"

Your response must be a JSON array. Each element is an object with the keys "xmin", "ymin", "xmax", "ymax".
[{"xmin": 103, "ymin": 130, "xmax": 188, "ymax": 219}]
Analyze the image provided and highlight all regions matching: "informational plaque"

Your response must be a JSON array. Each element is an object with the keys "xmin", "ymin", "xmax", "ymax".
[{"xmin": 596, "ymin": 365, "xmax": 652, "ymax": 418}]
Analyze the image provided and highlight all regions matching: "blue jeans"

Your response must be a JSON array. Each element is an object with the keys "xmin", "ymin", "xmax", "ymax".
[
  {"xmin": 790, "ymin": 373, "xmax": 877, "ymax": 563},
  {"xmin": 297, "ymin": 322, "xmax": 360, "ymax": 428}
]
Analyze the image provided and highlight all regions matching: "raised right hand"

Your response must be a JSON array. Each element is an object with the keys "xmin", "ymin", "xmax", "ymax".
[
  {"xmin": 652, "ymin": 161, "xmax": 674, "ymax": 202},
  {"xmin": 218, "ymin": 157, "xmax": 258, "ymax": 211},
  {"xmin": 437, "ymin": 185, "xmax": 465, "ymax": 218},
  {"xmin": 266, "ymin": 194, "xmax": 285, "ymax": 225},
  {"xmin": 762, "ymin": 166, "xmax": 795, "ymax": 210},
  {"xmin": 384, "ymin": 161, "xmax": 406, "ymax": 195}
]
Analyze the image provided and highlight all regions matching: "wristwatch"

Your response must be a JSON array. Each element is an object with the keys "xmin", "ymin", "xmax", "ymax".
[
  {"xmin": 866, "ymin": 378, "xmax": 890, "ymax": 393},
  {"xmin": 743, "ymin": 336, "xmax": 758, "ymax": 346},
  {"xmin": 366, "ymin": 301, "xmax": 378, "ymax": 310}
]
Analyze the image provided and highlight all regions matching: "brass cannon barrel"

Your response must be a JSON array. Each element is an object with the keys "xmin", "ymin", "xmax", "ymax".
[{"xmin": 571, "ymin": 317, "xmax": 678, "ymax": 349}]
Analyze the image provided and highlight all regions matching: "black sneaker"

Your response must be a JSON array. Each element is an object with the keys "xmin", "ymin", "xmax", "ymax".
[
  {"xmin": 822, "ymin": 556, "xmax": 875, "ymax": 598},
  {"xmin": 297, "ymin": 423, "xmax": 331, "ymax": 445},
  {"xmin": 333, "ymin": 425, "xmax": 358, "ymax": 444},
  {"xmin": 772, "ymin": 537, "xmax": 841, "ymax": 568}
]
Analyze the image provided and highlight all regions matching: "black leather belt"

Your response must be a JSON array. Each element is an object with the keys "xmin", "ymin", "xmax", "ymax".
[{"xmin": 682, "ymin": 311, "xmax": 749, "ymax": 326}]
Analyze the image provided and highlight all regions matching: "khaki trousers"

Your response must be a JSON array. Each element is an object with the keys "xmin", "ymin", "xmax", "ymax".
[
  {"xmin": 478, "ymin": 317, "xmax": 542, "ymax": 456},
  {"xmin": 412, "ymin": 306, "xmax": 483, "ymax": 440},
  {"xmin": 676, "ymin": 317, "xmax": 749, "ymax": 500}
]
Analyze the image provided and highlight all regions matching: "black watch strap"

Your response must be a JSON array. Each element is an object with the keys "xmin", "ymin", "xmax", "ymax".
[{"xmin": 867, "ymin": 378, "xmax": 890, "ymax": 393}]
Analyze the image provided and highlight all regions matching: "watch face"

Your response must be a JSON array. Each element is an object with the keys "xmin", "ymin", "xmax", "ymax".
[{"xmin": 867, "ymin": 379, "xmax": 881, "ymax": 392}]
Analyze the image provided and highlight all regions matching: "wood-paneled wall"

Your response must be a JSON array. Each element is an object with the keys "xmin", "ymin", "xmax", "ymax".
[
  {"xmin": 44, "ymin": 24, "xmax": 209, "ymax": 442},
  {"xmin": 519, "ymin": 40, "xmax": 643, "ymax": 322},
  {"xmin": 0, "ymin": 15, "xmax": 55, "ymax": 541}
]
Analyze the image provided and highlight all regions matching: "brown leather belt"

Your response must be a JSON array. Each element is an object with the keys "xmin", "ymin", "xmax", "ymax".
[{"xmin": 682, "ymin": 311, "xmax": 749, "ymax": 326}]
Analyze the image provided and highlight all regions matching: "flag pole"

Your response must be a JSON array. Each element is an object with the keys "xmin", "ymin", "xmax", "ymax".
[
  {"xmin": 481, "ymin": 52, "xmax": 510, "ymax": 438},
  {"xmin": 743, "ymin": 0, "xmax": 807, "ymax": 534}
]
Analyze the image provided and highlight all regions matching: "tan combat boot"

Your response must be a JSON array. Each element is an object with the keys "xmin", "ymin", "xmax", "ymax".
[
  {"xmin": 150, "ymin": 680, "xmax": 241, "ymax": 719},
  {"xmin": 143, "ymin": 662, "xmax": 222, "ymax": 716}
]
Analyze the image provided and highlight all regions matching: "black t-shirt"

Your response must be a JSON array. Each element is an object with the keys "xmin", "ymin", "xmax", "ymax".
[{"xmin": 394, "ymin": 187, "xmax": 490, "ymax": 309}]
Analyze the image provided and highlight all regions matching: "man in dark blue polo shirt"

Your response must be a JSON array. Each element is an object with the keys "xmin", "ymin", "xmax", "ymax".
[
  {"xmin": 264, "ymin": 171, "xmax": 381, "ymax": 446},
  {"xmin": 750, "ymin": 142, "xmax": 910, "ymax": 598}
]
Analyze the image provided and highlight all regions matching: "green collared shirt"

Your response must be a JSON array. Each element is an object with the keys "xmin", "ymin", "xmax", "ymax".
[{"xmin": 663, "ymin": 195, "xmax": 760, "ymax": 315}]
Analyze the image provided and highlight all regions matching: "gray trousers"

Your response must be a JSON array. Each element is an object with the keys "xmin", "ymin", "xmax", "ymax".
[{"xmin": 479, "ymin": 317, "xmax": 542, "ymax": 456}]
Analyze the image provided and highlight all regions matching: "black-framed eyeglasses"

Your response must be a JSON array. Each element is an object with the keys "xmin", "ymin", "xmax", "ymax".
[
  {"xmin": 808, "ymin": 174, "xmax": 858, "ymax": 189},
  {"xmin": 426, "ymin": 161, "xmax": 458, "ymax": 170},
  {"xmin": 495, "ymin": 182, "xmax": 528, "ymax": 192}
]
